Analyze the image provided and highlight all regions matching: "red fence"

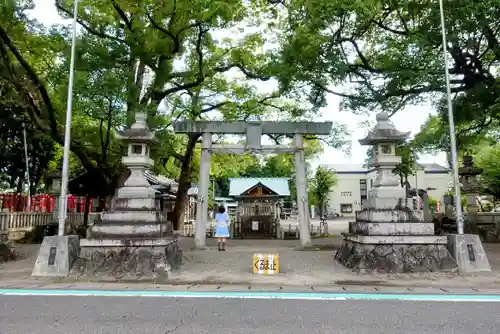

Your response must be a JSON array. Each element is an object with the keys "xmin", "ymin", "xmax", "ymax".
[{"xmin": 0, "ymin": 194, "xmax": 102, "ymax": 213}]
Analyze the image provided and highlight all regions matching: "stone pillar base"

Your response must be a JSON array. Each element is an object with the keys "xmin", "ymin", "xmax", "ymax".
[
  {"xmin": 32, "ymin": 235, "xmax": 80, "ymax": 277},
  {"xmin": 335, "ymin": 234, "xmax": 457, "ymax": 273},
  {"xmin": 447, "ymin": 234, "xmax": 491, "ymax": 273},
  {"xmin": 69, "ymin": 239, "xmax": 183, "ymax": 282}
]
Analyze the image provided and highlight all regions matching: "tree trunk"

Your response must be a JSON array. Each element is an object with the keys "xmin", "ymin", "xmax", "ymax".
[
  {"xmin": 97, "ymin": 196, "xmax": 106, "ymax": 212},
  {"xmin": 83, "ymin": 194, "xmax": 91, "ymax": 228},
  {"xmin": 172, "ymin": 134, "xmax": 200, "ymax": 229}
]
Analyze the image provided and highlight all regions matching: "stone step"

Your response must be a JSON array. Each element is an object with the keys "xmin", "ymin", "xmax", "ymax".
[
  {"xmin": 88, "ymin": 223, "xmax": 171, "ymax": 239},
  {"xmin": 100, "ymin": 211, "xmax": 165, "ymax": 224},
  {"xmin": 349, "ymin": 221, "xmax": 435, "ymax": 236},
  {"xmin": 355, "ymin": 209, "xmax": 424, "ymax": 223},
  {"xmin": 342, "ymin": 233, "xmax": 448, "ymax": 244}
]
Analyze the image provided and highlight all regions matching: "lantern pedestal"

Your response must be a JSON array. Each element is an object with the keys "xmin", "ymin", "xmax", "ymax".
[
  {"xmin": 335, "ymin": 112, "xmax": 457, "ymax": 273},
  {"xmin": 71, "ymin": 112, "xmax": 181, "ymax": 281}
]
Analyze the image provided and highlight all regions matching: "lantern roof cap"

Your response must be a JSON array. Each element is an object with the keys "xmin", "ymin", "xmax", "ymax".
[
  {"xmin": 116, "ymin": 112, "xmax": 157, "ymax": 143},
  {"xmin": 359, "ymin": 112, "xmax": 410, "ymax": 145}
]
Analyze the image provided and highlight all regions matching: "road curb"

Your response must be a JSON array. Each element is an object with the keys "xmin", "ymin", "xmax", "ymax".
[
  {"xmin": 2, "ymin": 281, "xmax": 500, "ymax": 295},
  {"xmin": 2, "ymin": 287, "xmax": 500, "ymax": 301}
]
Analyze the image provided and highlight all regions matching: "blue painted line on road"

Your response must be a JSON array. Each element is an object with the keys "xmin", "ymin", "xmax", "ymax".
[{"xmin": 1, "ymin": 288, "xmax": 500, "ymax": 302}]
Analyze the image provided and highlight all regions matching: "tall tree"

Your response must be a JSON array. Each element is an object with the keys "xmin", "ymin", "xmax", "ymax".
[
  {"xmin": 0, "ymin": 83, "xmax": 54, "ymax": 193},
  {"xmin": 274, "ymin": 0, "xmax": 500, "ymax": 136},
  {"xmin": 475, "ymin": 144, "xmax": 500, "ymax": 201},
  {"xmin": 0, "ymin": 0, "xmax": 276, "ymax": 191},
  {"xmin": 309, "ymin": 167, "xmax": 337, "ymax": 217}
]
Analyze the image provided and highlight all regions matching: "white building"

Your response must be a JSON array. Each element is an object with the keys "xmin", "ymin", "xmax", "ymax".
[{"xmin": 321, "ymin": 163, "xmax": 452, "ymax": 216}]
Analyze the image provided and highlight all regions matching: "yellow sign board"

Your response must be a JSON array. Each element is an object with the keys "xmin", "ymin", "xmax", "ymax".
[{"xmin": 253, "ymin": 253, "xmax": 279, "ymax": 275}]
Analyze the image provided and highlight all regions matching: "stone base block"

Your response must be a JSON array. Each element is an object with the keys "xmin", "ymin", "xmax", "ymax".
[
  {"xmin": 70, "ymin": 238, "xmax": 183, "ymax": 281},
  {"xmin": 349, "ymin": 222, "xmax": 434, "ymax": 236},
  {"xmin": 32, "ymin": 235, "xmax": 80, "ymax": 277},
  {"xmin": 343, "ymin": 233, "xmax": 448, "ymax": 244},
  {"xmin": 99, "ymin": 210, "xmax": 168, "ymax": 225},
  {"xmin": 87, "ymin": 222, "xmax": 172, "ymax": 239},
  {"xmin": 117, "ymin": 186, "xmax": 156, "ymax": 199},
  {"xmin": 447, "ymin": 234, "xmax": 491, "ymax": 273},
  {"xmin": 365, "ymin": 198, "xmax": 407, "ymax": 210},
  {"xmin": 0, "ymin": 242, "xmax": 16, "ymax": 262},
  {"xmin": 355, "ymin": 209, "xmax": 423, "ymax": 223},
  {"xmin": 335, "ymin": 240, "xmax": 457, "ymax": 274},
  {"xmin": 114, "ymin": 197, "xmax": 156, "ymax": 210}
]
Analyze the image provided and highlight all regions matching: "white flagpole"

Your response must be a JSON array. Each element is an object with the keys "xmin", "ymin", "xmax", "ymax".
[
  {"xmin": 58, "ymin": 0, "xmax": 79, "ymax": 236},
  {"xmin": 438, "ymin": 0, "xmax": 464, "ymax": 234}
]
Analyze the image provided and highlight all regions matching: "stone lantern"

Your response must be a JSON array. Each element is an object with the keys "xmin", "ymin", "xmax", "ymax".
[
  {"xmin": 113, "ymin": 112, "xmax": 156, "ymax": 202},
  {"xmin": 74, "ymin": 112, "xmax": 177, "ymax": 280},
  {"xmin": 45, "ymin": 163, "xmax": 62, "ymax": 222},
  {"xmin": 359, "ymin": 112, "xmax": 410, "ymax": 203},
  {"xmin": 459, "ymin": 155, "xmax": 482, "ymax": 215},
  {"xmin": 46, "ymin": 169, "xmax": 62, "ymax": 196},
  {"xmin": 335, "ymin": 112, "xmax": 457, "ymax": 273}
]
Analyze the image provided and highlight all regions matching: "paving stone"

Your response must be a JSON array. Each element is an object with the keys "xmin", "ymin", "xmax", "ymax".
[
  {"xmin": 311, "ymin": 285, "xmax": 349, "ymax": 293},
  {"xmin": 37, "ymin": 283, "xmax": 76, "ymax": 289},
  {"xmin": 217, "ymin": 285, "xmax": 253, "ymax": 292},
  {"xmin": 280, "ymin": 285, "xmax": 315, "ymax": 292},
  {"xmin": 248, "ymin": 285, "xmax": 282, "ymax": 292},
  {"xmin": 185, "ymin": 284, "xmax": 222, "ymax": 291}
]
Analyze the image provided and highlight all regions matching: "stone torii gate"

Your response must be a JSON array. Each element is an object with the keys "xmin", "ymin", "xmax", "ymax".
[{"xmin": 173, "ymin": 121, "xmax": 333, "ymax": 248}]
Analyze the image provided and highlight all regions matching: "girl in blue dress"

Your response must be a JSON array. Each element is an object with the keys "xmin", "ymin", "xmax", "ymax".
[{"xmin": 215, "ymin": 206, "xmax": 229, "ymax": 251}]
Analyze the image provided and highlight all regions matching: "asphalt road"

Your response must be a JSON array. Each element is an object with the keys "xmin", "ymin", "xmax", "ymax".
[{"xmin": 1, "ymin": 295, "xmax": 499, "ymax": 333}]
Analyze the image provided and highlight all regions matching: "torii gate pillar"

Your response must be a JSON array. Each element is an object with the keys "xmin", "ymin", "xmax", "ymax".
[{"xmin": 174, "ymin": 121, "xmax": 333, "ymax": 248}]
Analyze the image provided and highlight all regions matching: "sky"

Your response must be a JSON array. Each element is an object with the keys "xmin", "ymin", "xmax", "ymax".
[{"xmin": 30, "ymin": 0, "xmax": 448, "ymax": 168}]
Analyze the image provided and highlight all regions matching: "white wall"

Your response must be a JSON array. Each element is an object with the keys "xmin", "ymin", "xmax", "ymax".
[
  {"xmin": 328, "ymin": 172, "xmax": 365, "ymax": 217},
  {"xmin": 327, "ymin": 170, "xmax": 452, "ymax": 215},
  {"xmin": 419, "ymin": 173, "xmax": 452, "ymax": 204}
]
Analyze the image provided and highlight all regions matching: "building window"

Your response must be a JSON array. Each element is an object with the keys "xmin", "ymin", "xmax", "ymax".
[
  {"xmin": 370, "ymin": 179, "xmax": 373, "ymax": 188},
  {"xmin": 360, "ymin": 179, "xmax": 367, "ymax": 197},
  {"xmin": 340, "ymin": 204, "xmax": 353, "ymax": 213},
  {"xmin": 341, "ymin": 191, "xmax": 352, "ymax": 197}
]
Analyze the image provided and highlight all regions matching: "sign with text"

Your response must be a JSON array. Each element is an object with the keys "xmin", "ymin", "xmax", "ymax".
[
  {"xmin": 48, "ymin": 247, "xmax": 57, "ymax": 266},
  {"xmin": 252, "ymin": 221, "xmax": 259, "ymax": 231},
  {"xmin": 253, "ymin": 253, "xmax": 279, "ymax": 275}
]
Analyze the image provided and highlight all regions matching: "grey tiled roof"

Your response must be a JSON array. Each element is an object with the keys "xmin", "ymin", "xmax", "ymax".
[{"xmin": 419, "ymin": 163, "xmax": 450, "ymax": 172}]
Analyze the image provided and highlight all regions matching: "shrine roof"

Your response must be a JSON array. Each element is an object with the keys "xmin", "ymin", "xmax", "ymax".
[{"xmin": 228, "ymin": 177, "xmax": 290, "ymax": 197}]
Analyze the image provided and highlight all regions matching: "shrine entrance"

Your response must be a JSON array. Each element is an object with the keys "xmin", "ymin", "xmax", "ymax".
[
  {"xmin": 173, "ymin": 121, "xmax": 332, "ymax": 248},
  {"xmin": 230, "ymin": 179, "xmax": 287, "ymax": 239}
]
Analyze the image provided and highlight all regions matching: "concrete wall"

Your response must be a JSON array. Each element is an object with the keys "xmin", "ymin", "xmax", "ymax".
[
  {"xmin": 465, "ymin": 212, "xmax": 500, "ymax": 224},
  {"xmin": 328, "ymin": 172, "xmax": 365, "ymax": 217},
  {"xmin": 327, "ymin": 169, "xmax": 452, "ymax": 215},
  {"xmin": 419, "ymin": 172, "xmax": 452, "ymax": 206}
]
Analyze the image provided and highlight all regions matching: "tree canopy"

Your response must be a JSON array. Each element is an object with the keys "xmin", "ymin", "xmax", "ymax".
[
  {"xmin": 0, "ymin": 0, "xmax": 352, "ymax": 225},
  {"xmin": 275, "ymin": 1, "xmax": 500, "ymax": 120},
  {"xmin": 309, "ymin": 166, "xmax": 337, "ymax": 216}
]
